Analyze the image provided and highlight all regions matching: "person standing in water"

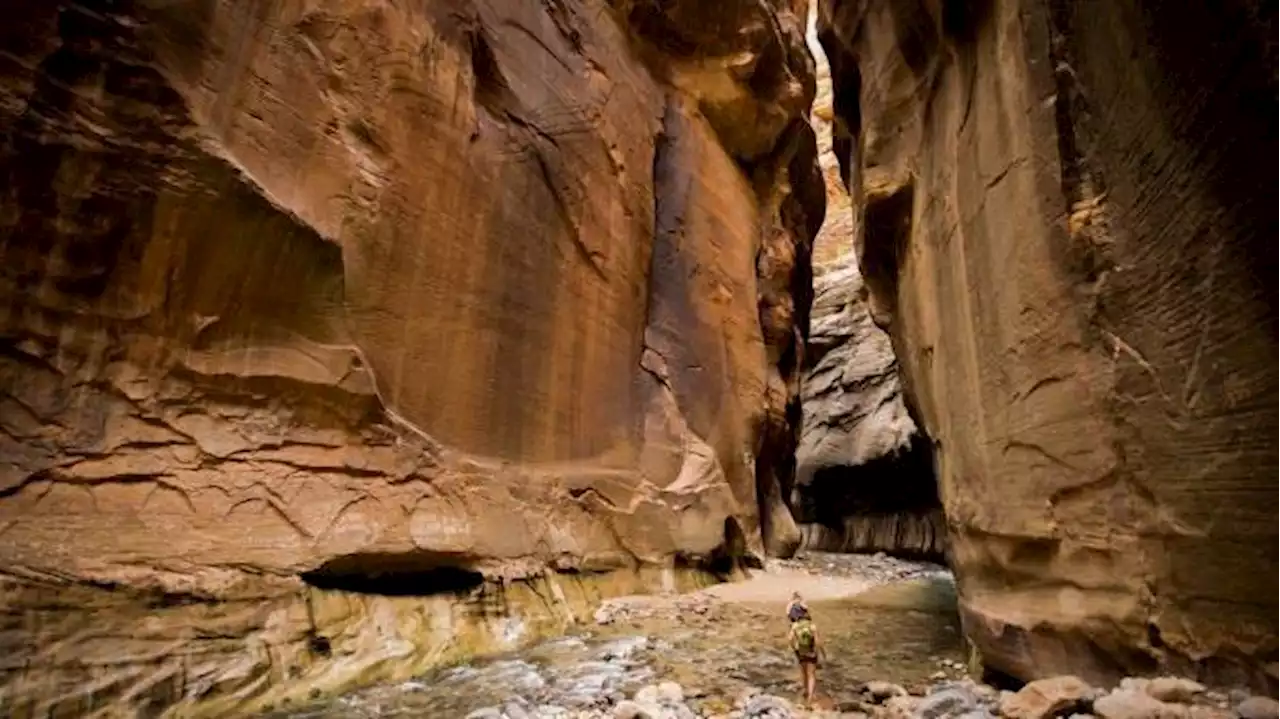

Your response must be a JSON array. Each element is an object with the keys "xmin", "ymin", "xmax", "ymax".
[{"xmin": 787, "ymin": 598, "xmax": 825, "ymax": 708}]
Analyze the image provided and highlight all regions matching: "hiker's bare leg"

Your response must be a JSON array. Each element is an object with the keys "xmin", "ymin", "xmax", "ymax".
[{"xmin": 803, "ymin": 662, "xmax": 816, "ymax": 704}]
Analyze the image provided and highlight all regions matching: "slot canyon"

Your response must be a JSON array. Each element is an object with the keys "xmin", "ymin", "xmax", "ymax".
[{"xmin": 0, "ymin": 0, "xmax": 1275, "ymax": 717}]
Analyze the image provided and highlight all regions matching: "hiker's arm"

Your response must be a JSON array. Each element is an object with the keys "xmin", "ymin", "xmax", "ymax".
[{"xmin": 817, "ymin": 632, "xmax": 829, "ymax": 660}]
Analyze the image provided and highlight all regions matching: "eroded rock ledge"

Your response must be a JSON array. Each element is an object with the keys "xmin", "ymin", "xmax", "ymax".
[
  {"xmin": 0, "ymin": 0, "xmax": 822, "ymax": 714},
  {"xmin": 819, "ymin": 0, "xmax": 1277, "ymax": 693}
]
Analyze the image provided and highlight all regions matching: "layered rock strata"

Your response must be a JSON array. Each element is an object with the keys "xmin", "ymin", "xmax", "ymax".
[
  {"xmin": 0, "ymin": 0, "xmax": 823, "ymax": 714},
  {"xmin": 819, "ymin": 0, "xmax": 1277, "ymax": 692}
]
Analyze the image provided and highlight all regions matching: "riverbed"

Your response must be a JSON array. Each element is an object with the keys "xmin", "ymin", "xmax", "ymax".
[{"xmin": 263, "ymin": 552, "xmax": 966, "ymax": 718}]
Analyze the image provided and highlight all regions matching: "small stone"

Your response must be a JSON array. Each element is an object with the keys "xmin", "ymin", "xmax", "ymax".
[
  {"xmin": 658, "ymin": 681, "xmax": 686, "ymax": 704},
  {"xmin": 743, "ymin": 694, "xmax": 793, "ymax": 718},
  {"xmin": 999, "ymin": 675, "xmax": 1095, "ymax": 719},
  {"xmin": 932, "ymin": 672, "xmax": 949, "ymax": 681},
  {"xmin": 1145, "ymin": 678, "xmax": 1205, "ymax": 704},
  {"xmin": 465, "ymin": 708, "xmax": 504, "ymax": 719},
  {"xmin": 864, "ymin": 681, "xmax": 910, "ymax": 702},
  {"xmin": 504, "ymin": 703, "xmax": 532, "ymax": 719},
  {"xmin": 1094, "ymin": 690, "xmax": 1187, "ymax": 719},
  {"xmin": 916, "ymin": 688, "xmax": 978, "ymax": 719},
  {"xmin": 1237, "ymin": 697, "xmax": 1280, "ymax": 719}
]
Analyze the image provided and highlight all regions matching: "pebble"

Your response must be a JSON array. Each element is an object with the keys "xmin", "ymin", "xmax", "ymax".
[
  {"xmin": 914, "ymin": 686, "xmax": 979, "ymax": 719},
  {"xmin": 1238, "ymin": 697, "xmax": 1280, "ymax": 719}
]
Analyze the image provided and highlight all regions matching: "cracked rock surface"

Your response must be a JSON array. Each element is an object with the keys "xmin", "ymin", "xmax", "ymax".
[
  {"xmin": 0, "ymin": 0, "xmax": 823, "ymax": 714},
  {"xmin": 818, "ymin": 0, "xmax": 1277, "ymax": 692}
]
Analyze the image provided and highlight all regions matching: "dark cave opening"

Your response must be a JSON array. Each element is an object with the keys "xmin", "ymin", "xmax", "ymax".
[{"xmin": 298, "ymin": 552, "xmax": 487, "ymax": 597}]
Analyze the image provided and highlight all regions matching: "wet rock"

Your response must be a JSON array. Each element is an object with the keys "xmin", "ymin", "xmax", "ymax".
[
  {"xmin": 614, "ymin": 701, "xmax": 656, "ymax": 719},
  {"xmin": 879, "ymin": 695, "xmax": 923, "ymax": 719},
  {"xmin": 915, "ymin": 687, "xmax": 980, "ymax": 719},
  {"xmin": 743, "ymin": 693, "xmax": 795, "ymax": 718},
  {"xmin": 1144, "ymin": 678, "xmax": 1205, "ymax": 705},
  {"xmin": 504, "ymin": 702, "xmax": 532, "ymax": 719},
  {"xmin": 863, "ymin": 681, "xmax": 910, "ymax": 702},
  {"xmin": 999, "ymin": 676, "xmax": 1095, "ymax": 719},
  {"xmin": 1093, "ymin": 690, "xmax": 1188, "ymax": 719},
  {"xmin": 1237, "ymin": 697, "xmax": 1280, "ymax": 719}
]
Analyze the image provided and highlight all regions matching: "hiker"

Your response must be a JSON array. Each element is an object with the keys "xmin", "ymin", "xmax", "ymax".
[
  {"xmin": 787, "ymin": 601, "xmax": 825, "ymax": 707},
  {"xmin": 786, "ymin": 591, "xmax": 807, "ymax": 622}
]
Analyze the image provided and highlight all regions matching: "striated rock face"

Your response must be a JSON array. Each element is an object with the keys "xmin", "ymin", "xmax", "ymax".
[
  {"xmin": 793, "ymin": 7, "xmax": 942, "ymax": 560},
  {"xmin": 820, "ymin": 0, "xmax": 1277, "ymax": 692},
  {"xmin": 0, "ymin": 0, "xmax": 822, "ymax": 714},
  {"xmin": 794, "ymin": 255, "xmax": 944, "ymax": 558}
]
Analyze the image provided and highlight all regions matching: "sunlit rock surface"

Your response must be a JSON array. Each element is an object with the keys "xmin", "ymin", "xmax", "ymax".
[
  {"xmin": 0, "ymin": 0, "xmax": 823, "ymax": 714},
  {"xmin": 818, "ymin": 0, "xmax": 1277, "ymax": 692}
]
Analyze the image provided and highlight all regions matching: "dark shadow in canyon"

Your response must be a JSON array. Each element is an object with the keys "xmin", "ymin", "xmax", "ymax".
[
  {"xmin": 299, "ymin": 553, "xmax": 486, "ymax": 597},
  {"xmin": 794, "ymin": 431, "xmax": 946, "ymax": 562}
]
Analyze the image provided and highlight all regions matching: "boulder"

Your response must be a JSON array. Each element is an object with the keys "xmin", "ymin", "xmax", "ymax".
[{"xmin": 999, "ymin": 676, "xmax": 1095, "ymax": 719}]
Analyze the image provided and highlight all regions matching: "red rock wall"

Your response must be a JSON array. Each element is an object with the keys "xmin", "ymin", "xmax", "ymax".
[
  {"xmin": 819, "ymin": 0, "xmax": 1277, "ymax": 691},
  {"xmin": 0, "ymin": 0, "xmax": 822, "ymax": 713}
]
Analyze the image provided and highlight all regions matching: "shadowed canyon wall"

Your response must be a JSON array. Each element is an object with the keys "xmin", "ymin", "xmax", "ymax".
[
  {"xmin": 819, "ymin": 0, "xmax": 1277, "ymax": 692},
  {"xmin": 0, "ymin": 0, "xmax": 823, "ymax": 714},
  {"xmin": 794, "ymin": 9, "xmax": 944, "ymax": 560}
]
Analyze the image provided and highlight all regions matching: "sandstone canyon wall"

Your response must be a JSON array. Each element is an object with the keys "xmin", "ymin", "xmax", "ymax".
[
  {"xmin": 794, "ymin": 10, "xmax": 943, "ymax": 560},
  {"xmin": 0, "ymin": 0, "xmax": 823, "ymax": 715},
  {"xmin": 819, "ymin": 0, "xmax": 1277, "ymax": 692}
]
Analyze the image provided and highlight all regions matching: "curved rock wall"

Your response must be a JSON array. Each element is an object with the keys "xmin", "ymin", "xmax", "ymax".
[
  {"xmin": 819, "ymin": 0, "xmax": 1277, "ymax": 692},
  {"xmin": 0, "ymin": 0, "xmax": 822, "ymax": 714}
]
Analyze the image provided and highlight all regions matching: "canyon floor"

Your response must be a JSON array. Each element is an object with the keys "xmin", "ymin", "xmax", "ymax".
[{"xmin": 263, "ymin": 552, "xmax": 965, "ymax": 718}]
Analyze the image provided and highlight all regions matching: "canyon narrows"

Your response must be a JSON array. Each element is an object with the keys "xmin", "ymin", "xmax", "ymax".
[
  {"xmin": 0, "ymin": 0, "xmax": 1276, "ymax": 716},
  {"xmin": 0, "ymin": 0, "xmax": 823, "ymax": 715},
  {"xmin": 792, "ymin": 9, "xmax": 945, "ymax": 561},
  {"xmin": 817, "ymin": 0, "xmax": 1277, "ymax": 694}
]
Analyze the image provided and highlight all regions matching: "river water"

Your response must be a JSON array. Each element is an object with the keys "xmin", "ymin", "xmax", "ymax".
[{"xmin": 264, "ymin": 553, "xmax": 965, "ymax": 717}]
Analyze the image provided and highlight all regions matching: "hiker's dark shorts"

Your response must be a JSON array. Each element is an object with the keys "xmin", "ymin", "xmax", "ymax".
[{"xmin": 796, "ymin": 652, "xmax": 818, "ymax": 665}]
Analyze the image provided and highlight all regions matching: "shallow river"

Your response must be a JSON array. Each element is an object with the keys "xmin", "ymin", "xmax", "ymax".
[{"xmin": 265, "ymin": 554, "xmax": 965, "ymax": 717}]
